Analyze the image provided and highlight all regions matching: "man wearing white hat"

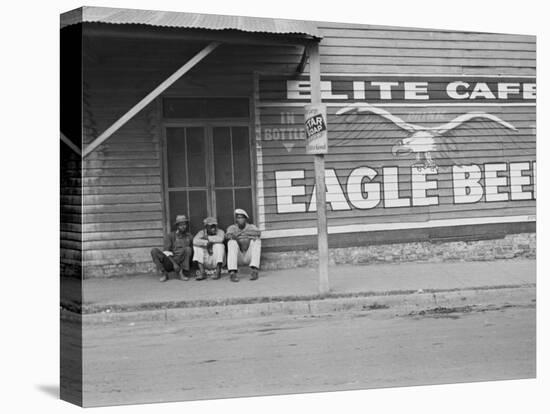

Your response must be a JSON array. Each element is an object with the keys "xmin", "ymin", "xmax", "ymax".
[
  {"xmin": 193, "ymin": 216, "xmax": 226, "ymax": 280},
  {"xmin": 150, "ymin": 214, "xmax": 193, "ymax": 282},
  {"xmin": 225, "ymin": 208, "xmax": 261, "ymax": 282}
]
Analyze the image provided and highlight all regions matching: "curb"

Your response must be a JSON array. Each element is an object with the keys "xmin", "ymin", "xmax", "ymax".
[
  {"xmin": 67, "ymin": 282, "xmax": 535, "ymax": 314},
  {"xmin": 67, "ymin": 284, "xmax": 536, "ymax": 325}
]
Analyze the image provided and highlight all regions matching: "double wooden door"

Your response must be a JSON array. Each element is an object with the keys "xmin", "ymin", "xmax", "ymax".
[{"xmin": 164, "ymin": 123, "xmax": 253, "ymax": 234}]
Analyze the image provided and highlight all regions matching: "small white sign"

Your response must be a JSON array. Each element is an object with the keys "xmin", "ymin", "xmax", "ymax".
[{"xmin": 304, "ymin": 104, "xmax": 328, "ymax": 154}]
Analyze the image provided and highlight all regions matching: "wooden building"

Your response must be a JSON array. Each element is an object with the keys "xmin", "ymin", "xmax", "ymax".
[{"xmin": 60, "ymin": 6, "xmax": 536, "ymax": 278}]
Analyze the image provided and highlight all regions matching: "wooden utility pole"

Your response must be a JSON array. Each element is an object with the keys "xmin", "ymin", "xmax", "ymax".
[{"xmin": 307, "ymin": 42, "xmax": 329, "ymax": 295}]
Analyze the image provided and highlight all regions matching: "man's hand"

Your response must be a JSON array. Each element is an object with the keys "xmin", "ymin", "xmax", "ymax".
[
  {"xmin": 206, "ymin": 241, "xmax": 214, "ymax": 255},
  {"xmin": 226, "ymin": 233, "xmax": 237, "ymax": 240}
]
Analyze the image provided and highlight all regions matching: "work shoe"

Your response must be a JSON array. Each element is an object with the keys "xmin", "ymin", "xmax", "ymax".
[
  {"xmin": 196, "ymin": 270, "xmax": 207, "ymax": 281},
  {"xmin": 229, "ymin": 270, "xmax": 239, "ymax": 282},
  {"xmin": 250, "ymin": 267, "xmax": 259, "ymax": 281},
  {"xmin": 212, "ymin": 266, "xmax": 222, "ymax": 280},
  {"xmin": 179, "ymin": 269, "xmax": 190, "ymax": 281},
  {"xmin": 159, "ymin": 273, "xmax": 168, "ymax": 282}
]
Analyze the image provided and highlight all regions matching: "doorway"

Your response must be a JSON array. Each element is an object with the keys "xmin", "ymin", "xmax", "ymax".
[{"xmin": 163, "ymin": 123, "xmax": 254, "ymax": 234}]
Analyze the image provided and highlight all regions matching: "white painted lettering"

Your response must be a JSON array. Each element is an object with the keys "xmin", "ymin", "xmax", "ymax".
[
  {"xmin": 484, "ymin": 163, "xmax": 508, "ymax": 202},
  {"xmin": 275, "ymin": 170, "xmax": 306, "ymax": 213},
  {"xmin": 383, "ymin": 167, "xmax": 410, "ymax": 207},
  {"xmin": 447, "ymin": 81, "xmax": 470, "ymax": 99},
  {"xmin": 404, "ymin": 82, "xmax": 429, "ymax": 100},
  {"xmin": 510, "ymin": 162, "xmax": 532, "ymax": 200},
  {"xmin": 453, "ymin": 165, "xmax": 483, "ymax": 203},
  {"xmin": 347, "ymin": 167, "xmax": 381, "ymax": 209},
  {"xmin": 412, "ymin": 167, "xmax": 439, "ymax": 206}
]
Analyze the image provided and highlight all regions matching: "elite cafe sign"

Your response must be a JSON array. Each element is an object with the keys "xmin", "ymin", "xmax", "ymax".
[{"xmin": 287, "ymin": 77, "xmax": 536, "ymax": 102}]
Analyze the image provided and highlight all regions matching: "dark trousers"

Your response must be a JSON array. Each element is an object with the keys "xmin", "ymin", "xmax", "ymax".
[{"xmin": 150, "ymin": 247, "xmax": 192, "ymax": 273}]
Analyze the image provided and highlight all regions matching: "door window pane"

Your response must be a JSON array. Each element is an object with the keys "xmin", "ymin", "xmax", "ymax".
[
  {"xmin": 232, "ymin": 127, "xmax": 251, "ymax": 186},
  {"xmin": 168, "ymin": 191, "xmax": 188, "ymax": 230},
  {"xmin": 215, "ymin": 189, "xmax": 234, "ymax": 231},
  {"xmin": 168, "ymin": 190, "xmax": 207, "ymax": 234},
  {"xmin": 213, "ymin": 127, "xmax": 233, "ymax": 187},
  {"xmin": 163, "ymin": 98, "xmax": 203, "ymax": 118},
  {"xmin": 166, "ymin": 128, "xmax": 187, "ymax": 188},
  {"xmin": 235, "ymin": 188, "xmax": 253, "ymax": 224},
  {"xmin": 186, "ymin": 127, "xmax": 207, "ymax": 187},
  {"xmin": 188, "ymin": 190, "xmax": 208, "ymax": 234},
  {"xmin": 163, "ymin": 98, "xmax": 249, "ymax": 118},
  {"xmin": 205, "ymin": 98, "xmax": 249, "ymax": 118}
]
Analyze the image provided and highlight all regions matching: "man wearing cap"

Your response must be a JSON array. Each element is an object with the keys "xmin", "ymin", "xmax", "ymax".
[
  {"xmin": 193, "ymin": 217, "xmax": 225, "ymax": 280},
  {"xmin": 150, "ymin": 214, "xmax": 193, "ymax": 282},
  {"xmin": 225, "ymin": 208, "xmax": 261, "ymax": 282}
]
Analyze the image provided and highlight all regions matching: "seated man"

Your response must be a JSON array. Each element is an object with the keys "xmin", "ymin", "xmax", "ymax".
[
  {"xmin": 226, "ymin": 208, "xmax": 261, "ymax": 282},
  {"xmin": 150, "ymin": 214, "xmax": 193, "ymax": 282},
  {"xmin": 193, "ymin": 216, "xmax": 225, "ymax": 281}
]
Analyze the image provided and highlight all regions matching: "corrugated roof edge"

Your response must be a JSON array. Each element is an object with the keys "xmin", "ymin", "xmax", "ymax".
[
  {"xmin": 60, "ymin": 6, "xmax": 322, "ymax": 39},
  {"xmin": 60, "ymin": 7, "xmax": 83, "ymax": 28}
]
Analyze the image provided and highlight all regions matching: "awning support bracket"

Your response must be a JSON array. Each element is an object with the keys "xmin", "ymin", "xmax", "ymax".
[
  {"xmin": 60, "ymin": 132, "xmax": 82, "ymax": 156},
  {"xmin": 82, "ymin": 41, "xmax": 220, "ymax": 158},
  {"xmin": 296, "ymin": 45, "xmax": 308, "ymax": 74}
]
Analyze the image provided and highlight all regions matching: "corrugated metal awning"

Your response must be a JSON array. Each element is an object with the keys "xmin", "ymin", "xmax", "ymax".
[{"xmin": 60, "ymin": 6, "xmax": 322, "ymax": 39}]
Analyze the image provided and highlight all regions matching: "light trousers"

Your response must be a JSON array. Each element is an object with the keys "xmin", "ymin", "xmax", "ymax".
[
  {"xmin": 227, "ymin": 239, "xmax": 261, "ymax": 271},
  {"xmin": 193, "ymin": 244, "xmax": 225, "ymax": 269}
]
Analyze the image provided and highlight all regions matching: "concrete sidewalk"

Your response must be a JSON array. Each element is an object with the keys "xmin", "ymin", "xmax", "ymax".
[{"xmin": 74, "ymin": 259, "xmax": 535, "ymax": 314}]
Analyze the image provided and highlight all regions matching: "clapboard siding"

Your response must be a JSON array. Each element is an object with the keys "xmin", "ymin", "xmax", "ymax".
[
  {"xmin": 82, "ymin": 53, "xmax": 164, "ymax": 273},
  {"xmin": 319, "ymin": 36, "xmax": 536, "ymax": 51},
  {"xmin": 259, "ymin": 152, "xmax": 535, "ymax": 166},
  {"xmin": 315, "ymin": 24, "xmax": 533, "ymax": 40},
  {"xmin": 318, "ymin": 47, "xmax": 534, "ymax": 60},
  {"xmin": 82, "ymin": 176, "xmax": 161, "ymax": 186},
  {"xmin": 60, "ymin": 144, "xmax": 82, "ymax": 272},
  {"xmin": 317, "ymin": 56, "xmax": 534, "ymax": 67},
  {"xmin": 315, "ymin": 26, "xmax": 535, "ymax": 75},
  {"xmin": 84, "ymin": 211, "xmax": 164, "ymax": 224},
  {"xmin": 316, "ymin": 65, "xmax": 533, "ymax": 75},
  {"xmin": 255, "ymin": 22, "xmax": 535, "ymax": 237}
]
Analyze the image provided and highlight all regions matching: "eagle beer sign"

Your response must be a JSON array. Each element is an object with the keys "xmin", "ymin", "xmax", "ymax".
[{"xmin": 304, "ymin": 104, "xmax": 328, "ymax": 154}]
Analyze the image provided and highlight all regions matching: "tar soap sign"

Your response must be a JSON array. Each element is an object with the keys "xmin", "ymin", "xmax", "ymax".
[{"xmin": 304, "ymin": 104, "xmax": 328, "ymax": 154}]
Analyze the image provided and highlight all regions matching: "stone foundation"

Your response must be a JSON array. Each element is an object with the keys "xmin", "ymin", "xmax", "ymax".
[
  {"xmin": 84, "ymin": 232, "xmax": 535, "ymax": 278},
  {"xmin": 260, "ymin": 232, "xmax": 536, "ymax": 270}
]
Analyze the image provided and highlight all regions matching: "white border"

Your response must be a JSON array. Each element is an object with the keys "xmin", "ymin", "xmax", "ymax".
[
  {"xmin": 259, "ymin": 102, "xmax": 536, "ymax": 107},
  {"xmin": 261, "ymin": 214, "xmax": 536, "ymax": 239},
  {"xmin": 253, "ymin": 75, "xmax": 267, "ymax": 231},
  {"xmin": 290, "ymin": 73, "xmax": 536, "ymax": 78},
  {"xmin": 256, "ymin": 73, "xmax": 536, "ymax": 233}
]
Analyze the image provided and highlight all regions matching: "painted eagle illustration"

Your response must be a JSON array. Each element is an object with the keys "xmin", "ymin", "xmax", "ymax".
[{"xmin": 335, "ymin": 103, "xmax": 518, "ymax": 170}]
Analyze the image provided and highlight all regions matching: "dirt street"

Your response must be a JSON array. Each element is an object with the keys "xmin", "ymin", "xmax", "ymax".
[{"xmin": 82, "ymin": 302, "xmax": 535, "ymax": 407}]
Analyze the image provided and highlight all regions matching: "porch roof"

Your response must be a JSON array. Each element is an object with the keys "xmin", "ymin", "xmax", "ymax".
[{"xmin": 60, "ymin": 6, "xmax": 322, "ymax": 40}]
